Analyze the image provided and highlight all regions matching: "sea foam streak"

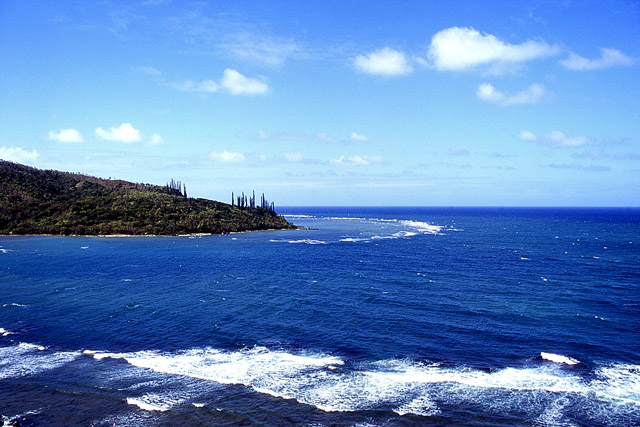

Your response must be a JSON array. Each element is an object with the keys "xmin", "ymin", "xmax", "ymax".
[{"xmin": 89, "ymin": 347, "xmax": 640, "ymax": 418}]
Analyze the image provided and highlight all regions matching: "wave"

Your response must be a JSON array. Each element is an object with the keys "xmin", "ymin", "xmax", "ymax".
[
  {"xmin": 126, "ymin": 396, "xmax": 171, "ymax": 412},
  {"xmin": 270, "ymin": 239, "xmax": 327, "ymax": 245},
  {"xmin": 0, "ymin": 342, "xmax": 78, "ymax": 380},
  {"xmin": 87, "ymin": 346, "xmax": 640, "ymax": 419},
  {"xmin": 541, "ymin": 352, "xmax": 580, "ymax": 365},
  {"xmin": 2, "ymin": 303, "xmax": 27, "ymax": 308},
  {"xmin": 2, "ymin": 339, "xmax": 638, "ymax": 423}
]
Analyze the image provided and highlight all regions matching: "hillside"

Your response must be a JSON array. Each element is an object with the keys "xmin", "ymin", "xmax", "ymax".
[{"xmin": 0, "ymin": 160, "xmax": 295, "ymax": 235}]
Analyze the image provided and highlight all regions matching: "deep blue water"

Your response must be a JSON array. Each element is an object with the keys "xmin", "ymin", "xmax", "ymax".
[{"xmin": 1, "ymin": 207, "xmax": 639, "ymax": 426}]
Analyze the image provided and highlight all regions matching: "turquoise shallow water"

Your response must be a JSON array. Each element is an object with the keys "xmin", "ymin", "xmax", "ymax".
[{"xmin": 1, "ymin": 207, "xmax": 639, "ymax": 426}]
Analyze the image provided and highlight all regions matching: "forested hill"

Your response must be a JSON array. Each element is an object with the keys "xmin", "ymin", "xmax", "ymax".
[{"xmin": 0, "ymin": 160, "xmax": 295, "ymax": 235}]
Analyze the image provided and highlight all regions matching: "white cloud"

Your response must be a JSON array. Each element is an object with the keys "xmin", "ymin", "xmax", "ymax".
[
  {"xmin": 477, "ymin": 83, "xmax": 548, "ymax": 106},
  {"xmin": 353, "ymin": 48, "xmax": 413, "ymax": 76},
  {"xmin": 350, "ymin": 132, "xmax": 368, "ymax": 142},
  {"xmin": 516, "ymin": 130, "xmax": 538, "ymax": 141},
  {"xmin": 219, "ymin": 69, "xmax": 268, "ymax": 95},
  {"xmin": 518, "ymin": 130, "xmax": 589, "ymax": 148},
  {"xmin": 196, "ymin": 79, "xmax": 220, "ymax": 93},
  {"xmin": 0, "ymin": 146, "xmax": 40, "ymax": 163},
  {"xmin": 283, "ymin": 151, "xmax": 303, "ymax": 162},
  {"xmin": 209, "ymin": 150, "xmax": 246, "ymax": 162},
  {"xmin": 173, "ymin": 69, "xmax": 267, "ymax": 96},
  {"xmin": 331, "ymin": 155, "xmax": 381, "ymax": 166},
  {"xmin": 561, "ymin": 48, "xmax": 636, "ymax": 70},
  {"xmin": 428, "ymin": 26, "xmax": 559, "ymax": 71},
  {"xmin": 48, "ymin": 128, "xmax": 83, "ymax": 143},
  {"xmin": 95, "ymin": 123, "xmax": 142, "ymax": 143},
  {"xmin": 546, "ymin": 131, "xmax": 589, "ymax": 147},
  {"xmin": 148, "ymin": 133, "xmax": 165, "ymax": 146}
]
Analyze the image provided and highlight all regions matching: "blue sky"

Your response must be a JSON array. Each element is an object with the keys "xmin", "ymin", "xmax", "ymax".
[{"xmin": 1, "ymin": 0, "xmax": 639, "ymax": 206}]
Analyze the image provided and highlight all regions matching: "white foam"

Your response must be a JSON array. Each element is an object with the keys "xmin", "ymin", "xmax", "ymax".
[
  {"xmin": 285, "ymin": 239, "xmax": 327, "ymax": 245},
  {"xmin": 0, "ymin": 327, "xmax": 11, "ymax": 336},
  {"xmin": 126, "ymin": 396, "xmax": 169, "ymax": 412},
  {"xmin": 326, "ymin": 216, "xmax": 366, "ymax": 221},
  {"xmin": 399, "ymin": 220, "xmax": 443, "ymax": 235},
  {"xmin": 0, "ymin": 343, "xmax": 78, "ymax": 380},
  {"xmin": 541, "ymin": 352, "xmax": 580, "ymax": 365},
  {"xmin": 591, "ymin": 363, "xmax": 640, "ymax": 405},
  {"xmin": 394, "ymin": 395, "xmax": 440, "ymax": 417},
  {"xmin": 0, "ymin": 248, "xmax": 9, "ymax": 253},
  {"xmin": 283, "ymin": 214, "xmax": 315, "ymax": 219},
  {"xmin": 86, "ymin": 346, "xmax": 640, "ymax": 420}
]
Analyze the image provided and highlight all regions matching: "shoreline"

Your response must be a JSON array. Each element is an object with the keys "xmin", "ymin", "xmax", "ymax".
[{"xmin": 0, "ymin": 226, "xmax": 309, "ymax": 238}]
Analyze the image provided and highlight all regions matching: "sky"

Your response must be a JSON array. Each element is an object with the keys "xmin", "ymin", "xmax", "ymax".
[{"xmin": 1, "ymin": 0, "xmax": 639, "ymax": 206}]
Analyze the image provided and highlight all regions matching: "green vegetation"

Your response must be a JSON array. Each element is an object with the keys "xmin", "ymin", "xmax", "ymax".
[{"xmin": 0, "ymin": 160, "xmax": 295, "ymax": 235}]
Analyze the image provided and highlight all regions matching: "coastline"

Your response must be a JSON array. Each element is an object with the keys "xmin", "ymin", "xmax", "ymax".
[{"xmin": 0, "ymin": 226, "xmax": 309, "ymax": 238}]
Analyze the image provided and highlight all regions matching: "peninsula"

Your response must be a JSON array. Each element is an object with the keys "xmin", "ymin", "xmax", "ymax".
[{"xmin": 0, "ymin": 160, "xmax": 295, "ymax": 235}]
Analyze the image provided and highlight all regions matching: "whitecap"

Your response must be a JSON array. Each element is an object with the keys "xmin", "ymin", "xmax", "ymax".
[
  {"xmin": 85, "ymin": 347, "xmax": 640, "ymax": 420},
  {"xmin": 541, "ymin": 352, "xmax": 580, "ymax": 365},
  {"xmin": 3, "ymin": 303, "xmax": 27, "ymax": 308},
  {"xmin": 126, "ymin": 396, "xmax": 169, "ymax": 412},
  {"xmin": 399, "ymin": 220, "xmax": 443, "ymax": 235},
  {"xmin": 287, "ymin": 239, "xmax": 327, "ymax": 245},
  {"xmin": 0, "ymin": 342, "xmax": 78, "ymax": 380},
  {"xmin": 591, "ymin": 363, "xmax": 640, "ymax": 405}
]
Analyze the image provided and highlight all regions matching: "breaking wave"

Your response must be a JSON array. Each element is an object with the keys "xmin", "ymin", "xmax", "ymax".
[{"xmin": 86, "ymin": 346, "xmax": 640, "ymax": 420}]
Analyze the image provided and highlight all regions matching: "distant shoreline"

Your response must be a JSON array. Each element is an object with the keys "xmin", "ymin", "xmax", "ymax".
[{"xmin": 0, "ymin": 226, "xmax": 310, "ymax": 238}]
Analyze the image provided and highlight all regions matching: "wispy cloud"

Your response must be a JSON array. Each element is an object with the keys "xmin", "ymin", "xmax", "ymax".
[
  {"xmin": 518, "ymin": 130, "xmax": 589, "ymax": 147},
  {"xmin": 330, "ymin": 155, "xmax": 381, "ymax": 166},
  {"xmin": 561, "ymin": 48, "xmax": 636, "ymax": 70},
  {"xmin": 220, "ymin": 31, "xmax": 301, "ymax": 67},
  {"xmin": 428, "ymin": 26, "xmax": 559, "ymax": 72},
  {"xmin": 282, "ymin": 151, "xmax": 303, "ymax": 162},
  {"xmin": 477, "ymin": 83, "xmax": 548, "ymax": 106},
  {"xmin": 350, "ymin": 132, "xmax": 368, "ymax": 142},
  {"xmin": 353, "ymin": 47, "xmax": 413, "ymax": 76},
  {"xmin": 132, "ymin": 65, "xmax": 162, "ymax": 75},
  {"xmin": 516, "ymin": 130, "xmax": 537, "ymax": 141},
  {"xmin": 542, "ymin": 162, "xmax": 610, "ymax": 172},
  {"xmin": 448, "ymin": 147, "xmax": 470, "ymax": 156},
  {"xmin": 546, "ymin": 131, "xmax": 588, "ymax": 147},
  {"xmin": 316, "ymin": 132, "xmax": 335, "ymax": 143},
  {"xmin": 48, "ymin": 128, "xmax": 83, "ymax": 143},
  {"xmin": 0, "ymin": 146, "xmax": 40, "ymax": 163},
  {"xmin": 174, "ymin": 69, "xmax": 268, "ymax": 95},
  {"xmin": 209, "ymin": 151, "xmax": 246, "ymax": 162},
  {"xmin": 164, "ymin": 10, "xmax": 301, "ymax": 67}
]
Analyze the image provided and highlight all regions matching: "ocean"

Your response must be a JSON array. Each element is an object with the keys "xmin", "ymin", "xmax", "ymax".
[{"xmin": 1, "ymin": 207, "xmax": 639, "ymax": 426}]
